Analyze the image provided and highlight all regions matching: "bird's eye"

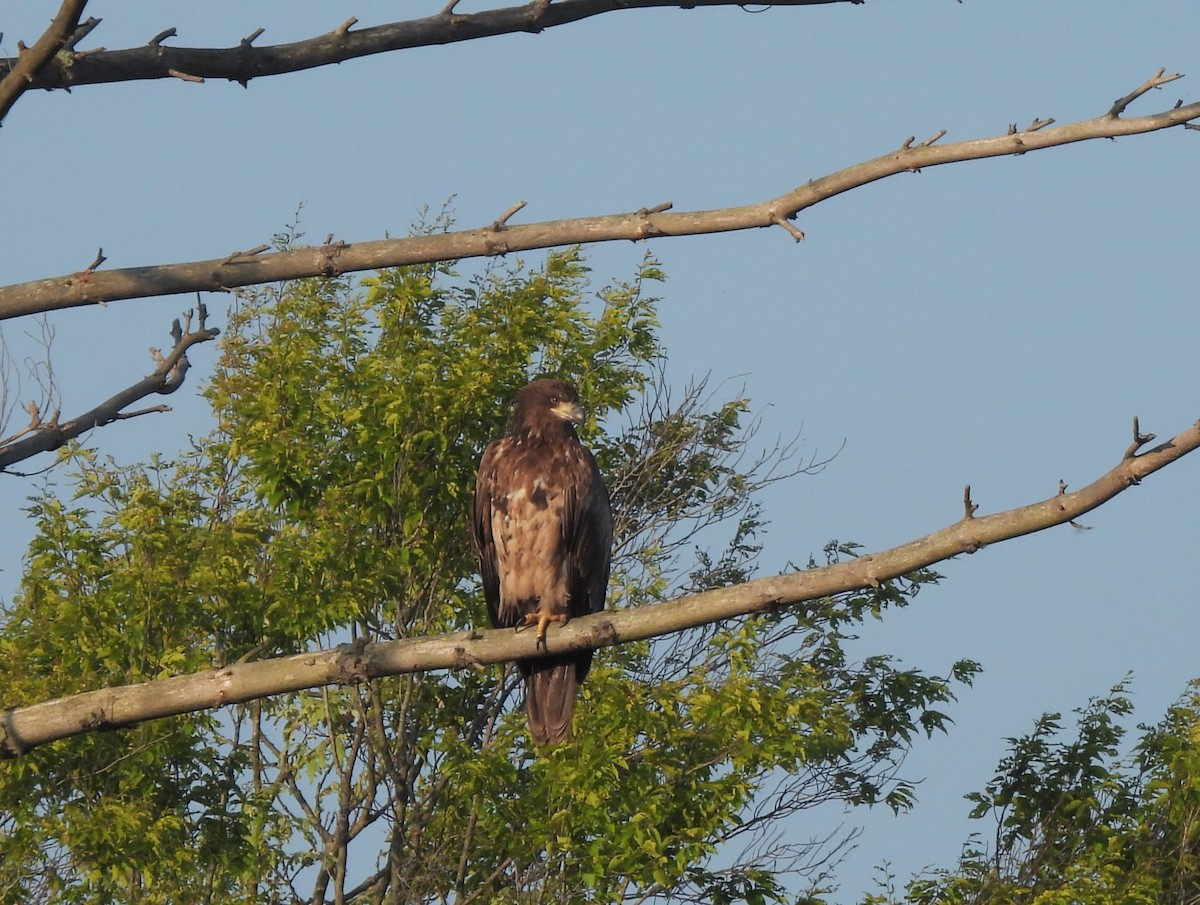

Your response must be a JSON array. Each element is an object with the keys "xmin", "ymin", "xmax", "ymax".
[{"xmin": 551, "ymin": 396, "xmax": 559, "ymax": 403}]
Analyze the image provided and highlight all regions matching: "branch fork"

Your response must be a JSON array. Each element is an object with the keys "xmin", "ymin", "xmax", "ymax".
[
  {"xmin": 1123, "ymin": 415, "xmax": 1156, "ymax": 462},
  {"xmin": 0, "ymin": 305, "xmax": 220, "ymax": 471},
  {"xmin": 1109, "ymin": 67, "xmax": 1184, "ymax": 118},
  {"xmin": 634, "ymin": 201, "xmax": 673, "ymax": 239},
  {"xmin": 490, "ymin": 200, "xmax": 527, "ymax": 231}
]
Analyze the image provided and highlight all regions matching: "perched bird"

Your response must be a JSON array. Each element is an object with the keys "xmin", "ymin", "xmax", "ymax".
[{"xmin": 472, "ymin": 379, "xmax": 613, "ymax": 746}]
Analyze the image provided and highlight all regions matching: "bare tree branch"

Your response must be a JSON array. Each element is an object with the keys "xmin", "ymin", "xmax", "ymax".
[
  {"xmin": 0, "ymin": 1, "xmax": 860, "ymax": 92},
  {"xmin": 3, "ymin": 414, "xmax": 1196, "ymax": 756},
  {"xmin": 0, "ymin": 0, "xmax": 87, "ymax": 123},
  {"xmin": 2, "ymin": 78, "xmax": 1196, "ymax": 322},
  {"xmin": 0, "ymin": 304, "xmax": 219, "ymax": 472}
]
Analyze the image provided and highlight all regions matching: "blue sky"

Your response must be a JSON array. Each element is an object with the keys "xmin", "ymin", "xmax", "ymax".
[{"xmin": 3, "ymin": 1, "xmax": 1199, "ymax": 898}]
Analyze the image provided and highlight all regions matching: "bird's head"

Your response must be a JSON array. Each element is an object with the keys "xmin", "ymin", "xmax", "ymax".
[{"xmin": 513, "ymin": 379, "xmax": 586, "ymax": 436}]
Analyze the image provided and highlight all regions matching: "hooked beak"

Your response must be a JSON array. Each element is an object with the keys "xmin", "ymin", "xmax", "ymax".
[{"xmin": 551, "ymin": 400, "xmax": 585, "ymax": 425}]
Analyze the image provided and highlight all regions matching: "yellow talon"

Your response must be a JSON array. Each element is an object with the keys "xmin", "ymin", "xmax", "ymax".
[{"xmin": 520, "ymin": 612, "xmax": 568, "ymax": 649}]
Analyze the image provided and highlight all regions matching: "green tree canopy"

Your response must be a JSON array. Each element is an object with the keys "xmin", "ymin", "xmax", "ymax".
[
  {"xmin": 0, "ymin": 249, "xmax": 975, "ymax": 904},
  {"xmin": 890, "ymin": 680, "xmax": 1200, "ymax": 905}
]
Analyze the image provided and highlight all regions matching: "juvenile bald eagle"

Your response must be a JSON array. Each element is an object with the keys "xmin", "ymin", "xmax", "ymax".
[{"xmin": 472, "ymin": 379, "xmax": 613, "ymax": 746}]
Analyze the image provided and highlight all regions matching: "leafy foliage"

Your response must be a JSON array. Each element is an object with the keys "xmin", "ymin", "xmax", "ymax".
[
  {"xmin": 889, "ymin": 680, "xmax": 1200, "ymax": 905},
  {"xmin": 0, "ymin": 250, "xmax": 974, "ymax": 904}
]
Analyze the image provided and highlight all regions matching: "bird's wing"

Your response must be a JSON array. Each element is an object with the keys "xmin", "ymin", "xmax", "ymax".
[
  {"xmin": 472, "ymin": 438, "xmax": 503, "ymax": 628},
  {"xmin": 563, "ymin": 445, "xmax": 613, "ymax": 620}
]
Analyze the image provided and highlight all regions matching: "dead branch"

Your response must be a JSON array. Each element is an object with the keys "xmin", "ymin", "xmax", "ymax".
[
  {"xmin": 0, "ymin": 305, "xmax": 219, "ymax": 471},
  {"xmin": 1124, "ymin": 415, "xmax": 1156, "ymax": 460},
  {"xmin": 1109, "ymin": 67, "xmax": 1183, "ymax": 117},
  {"xmin": 490, "ymin": 200, "xmax": 527, "ymax": 230},
  {"xmin": 3, "ymin": 414, "xmax": 1197, "ymax": 756},
  {"xmin": 1, "ymin": 1, "xmax": 861, "ymax": 93},
  {"xmin": 0, "ymin": 0, "xmax": 88, "ymax": 123},
  {"xmin": 1, "ymin": 78, "xmax": 1196, "ymax": 321}
]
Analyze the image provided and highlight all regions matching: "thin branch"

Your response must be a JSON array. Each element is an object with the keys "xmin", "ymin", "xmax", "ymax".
[
  {"xmin": 3, "ymin": 415, "xmax": 1197, "ymax": 756},
  {"xmin": 0, "ymin": 400, "xmax": 46, "ymax": 447},
  {"xmin": 962, "ymin": 484, "xmax": 978, "ymax": 520},
  {"xmin": 1109, "ymin": 67, "xmax": 1183, "ymax": 117},
  {"xmin": 65, "ymin": 17, "xmax": 101, "ymax": 52},
  {"xmin": 2, "ymin": 76, "xmax": 1196, "ymax": 321},
  {"xmin": 0, "ymin": 0, "xmax": 88, "ymax": 124},
  {"xmin": 0, "ymin": 305, "xmax": 219, "ymax": 471},
  {"xmin": 0, "ymin": 1, "xmax": 862, "ymax": 92},
  {"xmin": 1124, "ymin": 415, "xmax": 1156, "ymax": 460},
  {"xmin": 167, "ymin": 68, "xmax": 204, "ymax": 84},
  {"xmin": 490, "ymin": 200, "xmax": 527, "ymax": 230}
]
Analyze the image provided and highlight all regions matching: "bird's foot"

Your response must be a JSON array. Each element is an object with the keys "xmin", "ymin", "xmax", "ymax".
[{"xmin": 520, "ymin": 612, "xmax": 569, "ymax": 649}]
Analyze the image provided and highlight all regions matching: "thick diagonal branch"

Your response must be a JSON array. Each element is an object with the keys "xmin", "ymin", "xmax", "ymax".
[
  {"xmin": 2, "ymin": 84, "xmax": 1196, "ymax": 322},
  {"xmin": 0, "ymin": 305, "xmax": 219, "ymax": 472},
  {"xmin": 1, "ymin": 1, "xmax": 859, "ymax": 92},
  {"xmin": 3, "ymin": 415, "xmax": 1196, "ymax": 756},
  {"xmin": 0, "ymin": 0, "xmax": 87, "ymax": 123}
]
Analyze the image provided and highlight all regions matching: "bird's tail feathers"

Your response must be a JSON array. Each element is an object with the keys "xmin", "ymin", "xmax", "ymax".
[{"xmin": 524, "ymin": 657, "xmax": 578, "ymax": 747}]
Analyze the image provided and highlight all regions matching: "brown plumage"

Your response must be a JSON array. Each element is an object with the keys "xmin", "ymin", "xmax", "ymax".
[{"xmin": 472, "ymin": 379, "xmax": 613, "ymax": 746}]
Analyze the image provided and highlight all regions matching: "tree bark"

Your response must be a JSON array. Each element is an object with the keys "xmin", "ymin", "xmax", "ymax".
[
  {"xmin": 0, "ymin": 0, "xmax": 87, "ymax": 122},
  {"xmin": 2, "ymin": 85, "xmax": 1195, "ymax": 322},
  {"xmin": 3, "ymin": 415, "xmax": 1195, "ymax": 757},
  {"xmin": 0, "ymin": 1, "xmax": 861, "ymax": 93}
]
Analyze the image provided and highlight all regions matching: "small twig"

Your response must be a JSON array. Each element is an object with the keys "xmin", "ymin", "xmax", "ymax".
[
  {"xmin": 167, "ymin": 69, "xmax": 204, "ymax": 83},
  {"xmin": 918, "ymin": 129, "xmax": 947, "ymax": 148},
  {"xmin": 1058, "ymin": 480, "xmax": 1092, "ymax": 528},
  {"xmin": 771, "ymin": 214, "xmax": 805, "ymax": 242},
  {"xmin": 334, "ymin": 18, "xmax": 358, "ymax": 36},
  {"xmin": 109, "ymin": 405, "xmax": 171, "ymax": 420},
  {"xmin": 222, "ymin": 244, "xmax": 270, "ymax": 264},
  {"xmin": 1124, "ymin": 415, "xmax": 1156, "ymax": 460},
  {"xmin": 633, "ymin": 203, "xmax": 672, "ymax": 240},
  {"xmin": 490, "ymin": 200, "xmax": 527, "ymax": 230},
  {"xmin": 84, "ymin": 248, "xmax": 106, "ymax": 273},
  {"xmin": 1025, "ymin": 117, "xmax": 1055, "ymax": 132},
  {"xmin": 441, "ymin": 0, "xmax": 463, "ymax": 14},
  {"xmin": 65, "ymin": 17, "xmax": 101, "ymax": 52},
  {"xmin": 240, "ymin": 27, "xmax": 265, "ymax": 47},
  {"xmin": 0, "ymin": 401, "xmax": 43, "ymax": 448},
  {"xmin": 234, "ymin": 642, "xmax": 269, "ymax": 666},
  {"xmin": 962, "ymin": 485, "xmax": 978, "ymax": 519},
  {"xmin": 147, "ymin": 27, "xmax": 176, "ymax": 47},
  {"xmin": 1109, "ymin": 67, "xmax": 1184, "ymax": 117}
]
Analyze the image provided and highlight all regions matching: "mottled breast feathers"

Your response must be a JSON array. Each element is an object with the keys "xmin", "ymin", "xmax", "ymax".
[{"xmin": 471, "ymin": 379, "xmax": 613, "ymax": 745}]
